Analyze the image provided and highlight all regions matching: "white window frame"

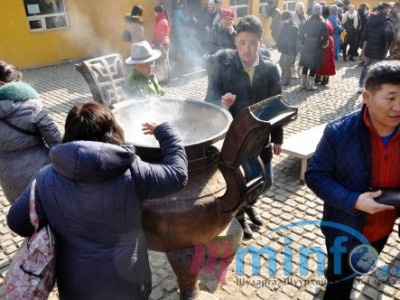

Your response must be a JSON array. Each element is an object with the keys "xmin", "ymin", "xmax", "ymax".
[
  {"xmin": 24, "ymin": 0, "xmax": 68, "ymax": 32},
  {"xmin": 284, "ymin": 0, "xmax": 297, "ymax": 12},
  {"xmin": 230, "ymin": 0, "xmax": 249, "ymax": 18},
  {"xmin": 259, "ymin": 0, "xmax": 271, "ymax": 17}
]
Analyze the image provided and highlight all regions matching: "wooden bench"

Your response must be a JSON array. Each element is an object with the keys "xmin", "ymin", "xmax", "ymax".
[{"xmin": 281, "ymin": 123, "xmax": 327, "ymax": 183}]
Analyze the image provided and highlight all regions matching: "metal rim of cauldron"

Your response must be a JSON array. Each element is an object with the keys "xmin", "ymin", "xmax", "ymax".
[{"xmin": 112, "ymin": 98, "xmax": 232, "ymax": 148}]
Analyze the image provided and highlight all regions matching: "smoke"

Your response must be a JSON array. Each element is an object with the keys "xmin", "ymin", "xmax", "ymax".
[{"xmin": 61, "ymin": 4, "xmax": 114, "ymax": 56}]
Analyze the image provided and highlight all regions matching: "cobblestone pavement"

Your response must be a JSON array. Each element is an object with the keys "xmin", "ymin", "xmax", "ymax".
[{"xmin": 1, "ymin": 50, "xmax": 400, "ymax": 300}]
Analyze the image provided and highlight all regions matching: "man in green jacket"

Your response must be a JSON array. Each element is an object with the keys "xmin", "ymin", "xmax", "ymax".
[{"xmin": 125, "ymin": 41, "xmax": 165, "ymax": 98}]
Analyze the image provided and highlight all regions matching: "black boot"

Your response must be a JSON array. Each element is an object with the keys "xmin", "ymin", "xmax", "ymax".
[
  {"xmin": 237, "ymin": 217, "xmax": 253, "ymax": 239},
  {"xmin": 244, "ymin": 206, "xmax": 263, "ymax": 226},
  {"xmin": 315, "ymin": 75, "xmax": 322, "ymax": 84},
  {"xmin": 321, "ymin": 76, "xmax": 329, "ymax": 85}
]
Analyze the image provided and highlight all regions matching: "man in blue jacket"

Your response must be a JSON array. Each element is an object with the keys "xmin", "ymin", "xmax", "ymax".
[{"xmin": 306, "ymin": 60, "xmax": 400, "ymax": 299}]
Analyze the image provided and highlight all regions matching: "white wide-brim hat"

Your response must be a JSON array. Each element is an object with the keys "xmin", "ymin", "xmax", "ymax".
[{"xmin": 125, "ymin": 41, "xmax": 162, "ymax": 65}]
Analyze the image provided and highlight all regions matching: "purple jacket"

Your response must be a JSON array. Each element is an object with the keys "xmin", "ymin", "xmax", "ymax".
[{"xmin": 7, "ymin": 123, "xmax": 188, "ymax": 300}]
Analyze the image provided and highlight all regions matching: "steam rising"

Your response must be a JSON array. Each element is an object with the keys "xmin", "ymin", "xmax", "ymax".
[{"xmin": 113, "ymin": 98, "xmax": 231, "ymax": 147}]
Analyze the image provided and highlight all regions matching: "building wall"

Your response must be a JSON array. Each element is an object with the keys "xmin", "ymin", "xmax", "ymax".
[
  {"xmin": 1, "ymin": 0, "xmax": 286, "ymax": 69},
  {"xmin": 0, "ymin": 0, "xmax": 158, "ymax": 68}
]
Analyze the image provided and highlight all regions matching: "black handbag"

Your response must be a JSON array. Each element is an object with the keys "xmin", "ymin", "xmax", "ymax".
[{"xmin": 122, "ymin": 29, "xmax": 131, "ymax": 42}]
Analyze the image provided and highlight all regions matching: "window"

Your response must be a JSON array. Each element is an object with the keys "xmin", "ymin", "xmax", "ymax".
[
  {"xmin": 23, "ymin": 0, "xmax": 68, "ymax": 32},
  {"xmin": 230, "ymin": 0, "xmax": 248, "ymax": 18},
  {"xmin": 284, "ymin": 0, "xmax": 297, "ymax": 12},
  {"xmin": 259, "ymin": 0, "xmax": 274, "ymax": 17}
]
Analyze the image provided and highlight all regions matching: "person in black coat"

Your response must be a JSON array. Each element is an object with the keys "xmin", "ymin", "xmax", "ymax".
[
  {"xmin": 277, "ymin": 11, "xmax": 299, "ymax": 85},
  {"xmin": 357, "ymin": 2, "xmax": 394, "ymax": 92},
  {"xmin": 205, "ymin": 15, "xmax": 282, "ymax": 239},
  {"xmin": 206, "ymin": 8, "xmax": 236, "ymax": 55},
  {"xmin": 299, "ymin": 4, "xmax": 329, "ymax": 90}
]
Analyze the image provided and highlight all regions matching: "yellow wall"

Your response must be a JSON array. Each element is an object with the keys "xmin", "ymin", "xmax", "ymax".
[
  {"xmin": 0, "ymin": 0, "xmax": 284, "ymax": 69},
  {"xmin": 0, "ymin": 0, "xmax": 158, "ymax": 69},
  {"xmin": 0, "ymin": 1, "xmax": 97, "ymax": 68}
]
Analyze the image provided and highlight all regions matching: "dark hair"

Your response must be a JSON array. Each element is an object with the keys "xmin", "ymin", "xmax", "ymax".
[
  {"xmin": 322, "ymin": 6, "xmax": 330, "ymax": 19},
  {"xmin": 0, "ymin": 61, "xmax": 22, "ymax": 83},
  {"xmin": 131, "ymin": 5, "xmax": 143, "ymax": 16},
  {"xmin": 154, "ymin": 4, "xmax": 170, "ymax": 22},
  {"xmin": 365, "ymin": 60, "xmax": 400, "ymax": 93},
  {"xmin": 378, "ymin": 2, "xmax": 391, "ymax": 12},
  {"xmin": 358, "ymin": 3, "xmax": 370, "ymax": 13},
  {"xmin": 63, "ymin": 102, "xmax": 125, "ymax": 145},
  {"xmin": 281, "ymin": 11, "xmax": 292, "ymax": 21},
  {"xmin": 154, "ymin": 4, "xmax": 164, "ymax": 13},
  {"xmin": 236, "ymin": 15, "xmax": 264, "ymax": 39}
]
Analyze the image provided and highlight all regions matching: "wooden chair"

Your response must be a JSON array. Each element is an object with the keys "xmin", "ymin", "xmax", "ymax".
[{"xmin": 76, "ymin": 53, "xmax": 127, "ymax": 107}]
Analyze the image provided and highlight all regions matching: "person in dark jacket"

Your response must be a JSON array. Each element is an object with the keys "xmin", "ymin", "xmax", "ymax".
[
  {"xmin": 0, "ymin": 61, "xmax": 61, "ymax": 204},
  {"xmin": 205, "ymin": 15, "xmax": 282, "ymax": 239},
  {"xmin": 357, "ymin": 3, "xmax": 370, "ymax": 60},
  {"xmin": 277, "ymin": 11, "xmax": 299, "ymax": 85},
  {"xmin": 389, "ymin": 2, "xmax": 400, "ymax": 33},
  {"xmin": 341, "ymin": 5, "xmax": 359, "ymax": 61},
  {"xmin": 299, "ymin": 4, "xmax": 329, "ymax": 90},
  {"xmin": 306, "ymin": 60, "xmax": 400, "ymax": 300},
  {"xmin": 7, "ymin": 102, "xmax": 188, "ymax": 300},
  {"xmin": 206, "ymin": 8, "xmax": 236, "ymax": 55},
  {"xmin": 269, "ymin": 6, "xmax": 283, "ymax": 45},
  {"xmin": 358, "ymin": 2, "xmax": 394, "ymax": 92}
]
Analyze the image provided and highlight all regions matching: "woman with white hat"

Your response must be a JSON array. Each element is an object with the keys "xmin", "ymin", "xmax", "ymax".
[{"xmin": 125, "ymin": 41, "xmax": 165, "ymax": 99}]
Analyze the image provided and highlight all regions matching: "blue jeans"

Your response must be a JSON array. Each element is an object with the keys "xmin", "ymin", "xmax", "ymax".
[
  {"xmin": 333, "ymin": 34, "xmax": 341, "ymax": 61},
  {"xmin": 242, "ymin": 156, "xmax": 273, "ymax": 191}
]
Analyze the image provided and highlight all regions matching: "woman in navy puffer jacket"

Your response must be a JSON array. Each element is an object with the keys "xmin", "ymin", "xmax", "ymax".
[{"xmin": 7, "ymin": 102, "xmax": 188, "ymax": 300}]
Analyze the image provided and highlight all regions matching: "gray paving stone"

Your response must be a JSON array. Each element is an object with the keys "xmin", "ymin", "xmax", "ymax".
[{"xmin": 0, "ymin": 49, "xmax": 397, "ymax": 300}]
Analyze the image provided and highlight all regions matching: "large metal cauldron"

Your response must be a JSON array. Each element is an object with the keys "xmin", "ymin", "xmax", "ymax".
[
  {"xmin": 113, "ymin": 97, "xmax": 297, "ymax": 300},
  {"xmin": 113, "ymin": 98, "xmax": 232, "ymax": 173}
]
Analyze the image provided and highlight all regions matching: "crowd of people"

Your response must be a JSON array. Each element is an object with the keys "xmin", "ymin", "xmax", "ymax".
[
  {"xmin": 2, "ymin": 0, "xmax": 400, "ymax": 299},
  {"xmin": 274, "ymin": 0, "xmax": 398, "ymax": 92}
]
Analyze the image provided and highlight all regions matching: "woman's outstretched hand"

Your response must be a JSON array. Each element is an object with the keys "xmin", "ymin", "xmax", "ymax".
[{"xmin": 142, "ymin": 122, "xmax": 158, "ymax": 135}]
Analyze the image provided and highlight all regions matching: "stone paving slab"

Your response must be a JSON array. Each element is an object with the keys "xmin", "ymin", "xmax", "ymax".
[{"xmin": 1, "ymin": 50, "xmax": 400, "ymax": 300}]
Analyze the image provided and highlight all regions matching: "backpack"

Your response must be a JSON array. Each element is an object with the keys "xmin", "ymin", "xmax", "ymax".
[{"xmin": 3, "ymin": 179, "xmax": 56, "ymax": 300}]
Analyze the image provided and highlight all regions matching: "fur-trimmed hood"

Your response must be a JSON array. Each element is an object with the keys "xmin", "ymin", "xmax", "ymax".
[
  {"xmin": 125, "ymin": 14, "xmax": 143, "ymax": 24},
  {"xmin": 0, "ymin": 82, "xmax": 39, "ymax": 102}
]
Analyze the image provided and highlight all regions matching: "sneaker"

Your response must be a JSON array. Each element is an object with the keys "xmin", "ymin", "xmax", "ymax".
[
  {"xmin": 244, "ymin": 206, "xmax": 263, "ymax": 226},
  {"xmin": 357, "ymin": 86, "xmax": 363, "ymax": 93}
]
